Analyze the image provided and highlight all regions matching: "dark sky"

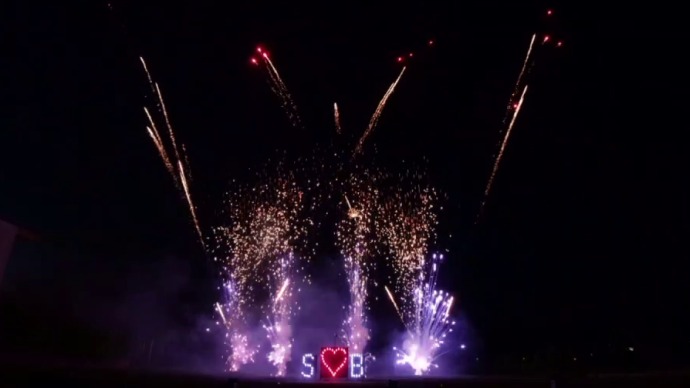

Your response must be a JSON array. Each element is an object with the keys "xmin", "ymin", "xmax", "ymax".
[{"xmin": 3, "ymin": 1, "xmax": 687, "ymax": 361}]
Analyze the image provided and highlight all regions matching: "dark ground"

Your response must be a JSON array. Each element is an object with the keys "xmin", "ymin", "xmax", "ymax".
[{"xmin": 1, "ymin": 363, "xmax": 690, "ymax": 388}]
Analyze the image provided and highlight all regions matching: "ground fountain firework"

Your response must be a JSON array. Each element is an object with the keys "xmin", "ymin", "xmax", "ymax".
[
  {"xmin": 390, "ymin": 253, "xmax": 455, "ymax": 375},
  {"xmin": 210, "ymin": 168, "xmax": 310, "ymax": 373},
  {"xmin": 335, "ymin": 170, "xmax": 382, "ymax": 353},
  {"xmin": 263, "ymin": 257, "xmax": 296, "ymax": 376},
  {"xmin": 378, "ymin": 180, "xmax": 456, "ymax": 375}
]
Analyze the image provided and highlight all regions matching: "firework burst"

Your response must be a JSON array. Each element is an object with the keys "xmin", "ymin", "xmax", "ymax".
[{"xmin": 335, "ymin": 170, "xmax": 382, "ymax": 353}]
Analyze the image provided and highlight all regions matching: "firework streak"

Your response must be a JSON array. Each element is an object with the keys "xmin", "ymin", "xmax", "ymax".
[
  {"xmin": 256, "ymin": 47, "xmax": 302, "ymax": 128},
  {"xmin": 475, "ymin": 84, "xmax": 528, "ymax": 223},
  {"xmin": 139, "ymin": 57, "xmax": 203, "ymax": 243},
  {"xmin": 476, "ymin": 31, "xmax": 542, "ymax": 223},
  {"xmin": 353, "ymin": 66, "xmax": 406, "ymax": 157},
  {"xmin": 335, "ymin": 171, "xmax": 382, "ymax": 353},
  {"xmin": 334, "ymin": 102, "xmax": 342, "ymax": 134},
  {"xmin": 211, "ymin": 169, "xmax": 309, "ymax": 373}
]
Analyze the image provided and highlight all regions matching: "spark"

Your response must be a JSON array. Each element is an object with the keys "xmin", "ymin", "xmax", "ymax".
[
  {"xmin": 476, "ymin": 85, "xmax": 528, "ymax": 223},
  {"xmin": 384, "ymin": 285, "xmax": 405, "ymax": 324},
  {"xmin": 334, "ymin": 102, "xmax": 342, "ymax": 134},
  {"xmin": 275, "ymin": 277, "xmax": 290, "ymax": 303},
  {"xmin": 215, "ymin": 302, "xmax": 227, "ymax": 324},
  {"xmin": 353, "ymin": 66, "xmax": 407, "ymax": 157},
  {"xmin": 179, "ymin": 160, "xmax": 203, "ymax": 243}
]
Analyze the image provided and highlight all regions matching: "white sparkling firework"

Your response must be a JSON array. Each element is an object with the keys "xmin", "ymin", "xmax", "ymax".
[
  {"xmin": 390, "ymin": 253, "xmax": 455, "ymax": 375},
  {"xmin": 379, "ymin": 181, "xmax": 455, "ymax": 375}
]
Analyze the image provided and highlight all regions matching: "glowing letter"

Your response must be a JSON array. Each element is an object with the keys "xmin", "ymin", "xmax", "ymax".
[
  {"xmin": 350, "ymin": 353, "xmax": 364, "ymax": 378},
  {"xmin": 301, "ymin": 353, "xmax": 315, "ymax": 378}
]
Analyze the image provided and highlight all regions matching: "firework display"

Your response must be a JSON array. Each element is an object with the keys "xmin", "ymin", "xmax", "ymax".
[{"xmin": 134, "ymin": 7, "xmax": 562, "ymax": 378}]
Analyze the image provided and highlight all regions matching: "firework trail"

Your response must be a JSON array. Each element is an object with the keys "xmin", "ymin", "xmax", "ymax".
[
  {"xmin": 255, "ymin": 47, "xmax": 302, "ymax": 128},
  {"xmin": 378, "ymin": 180, "xmax": 455, "ymax": 374},
  {"xmin": 211, "ymin": 168, "xmax": 309, "ymax": 372},
  {"xmin": 475, "ymin": 85, "xmax": 528, "ymax": 223},
  {"xmin": 391, "ymin": 253, "xmax": 455, "ymax": 375},
  {"xmin": 384, "ymin": 285, "xmax": 405, "ymax": 324},
  {"xmin": 502, "ymin": 34, "xmax": 535, "ymax": 124},
  {"xmin": 140, "ymin": 57, "xmax": 203, "ymax": 242},
  {"xmin": 334, "ymin": 102, "xmax": 342, "ymax": 134},
  {"xmin": 335, "ymin": 171, "xmax": 382, "ymax": 353},
  {"xmin": 353, "ymin": 66, "xmax": 407, "ymax": 157},
  {"xmin": 477, "ymin": 16, "xmax": 562, "ymax": 222}
]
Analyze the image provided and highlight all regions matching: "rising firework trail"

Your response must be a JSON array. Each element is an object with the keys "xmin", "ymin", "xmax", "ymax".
[
  {"xmin": 353, "ymin": 66, "xmax": 407, "ymax": 157},
  {"xmin": 254, "ymin": 47, "xmax": 302, "ymax": 128},
  {"xmin": 502, "ymin": 34, "xmax": 535, "ymax": 124},
  {"xmin": 475, "ymin": 85, "xmax": 528, "ymax": 223},
  {"xmin": 336, "ymin": 171, "xmax": 382, "ymax": 353},
  {"xmin": 139, "ymin": 56, "xmax": 203, "ymax": 243},
  {"xmin": 477, "ymin": 11, "xmax": 563, "ymax": 222}
]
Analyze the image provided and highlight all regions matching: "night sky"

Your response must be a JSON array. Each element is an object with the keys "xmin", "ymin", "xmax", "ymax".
[{"xmin": 2, "ymin": 1, "xmax": 687, "ymax": 369}]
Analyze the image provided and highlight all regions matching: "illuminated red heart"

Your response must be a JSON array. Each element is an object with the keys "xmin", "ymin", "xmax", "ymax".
[{"xmin": 320, "ymin": 347, "xmax": 348, "ymax": 377}]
